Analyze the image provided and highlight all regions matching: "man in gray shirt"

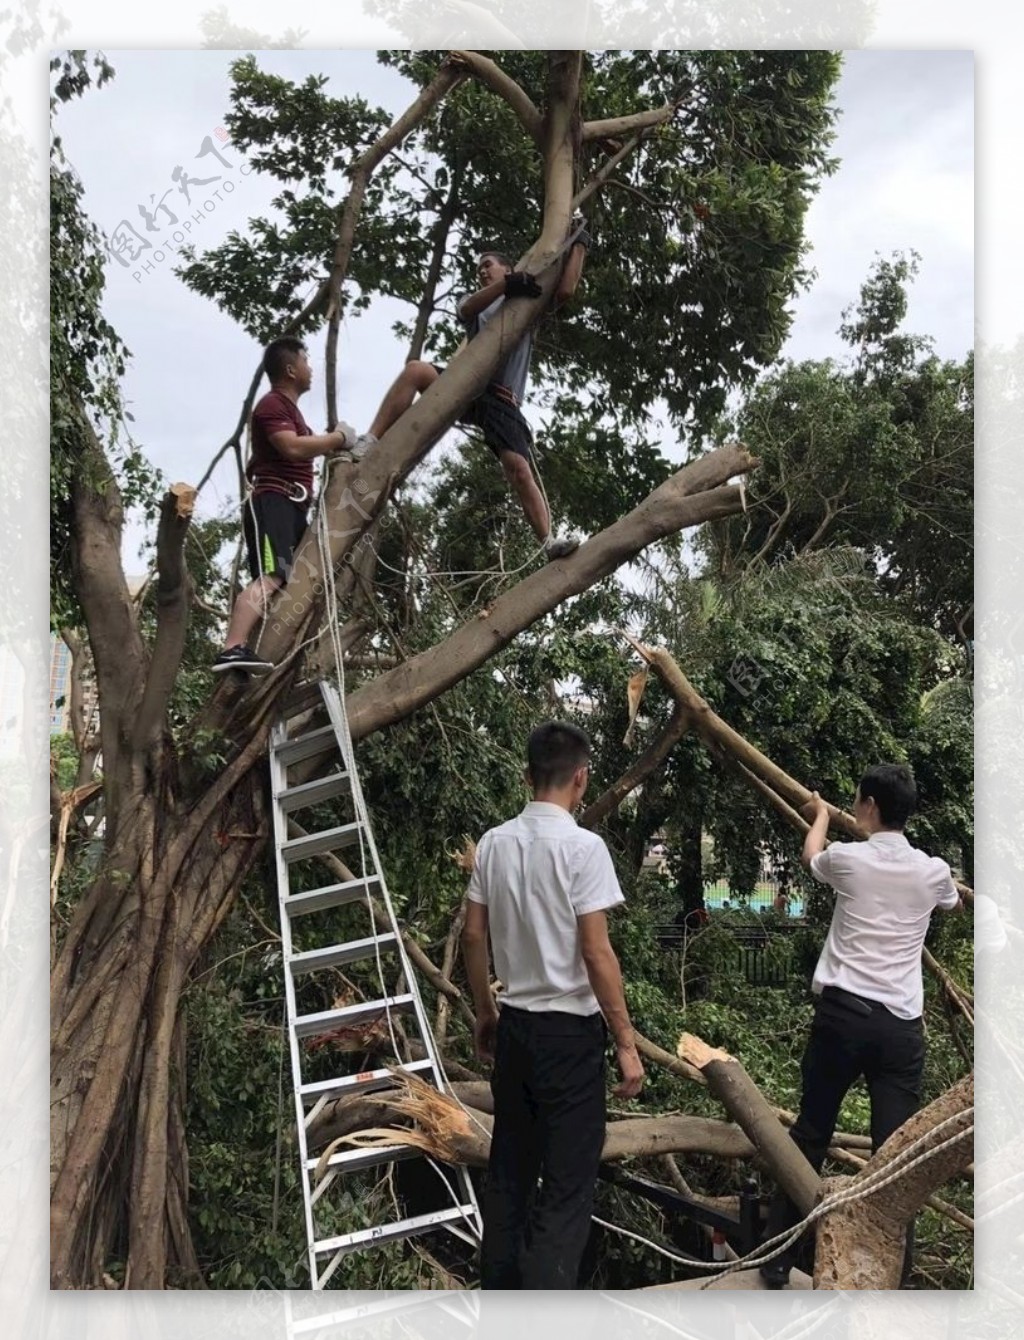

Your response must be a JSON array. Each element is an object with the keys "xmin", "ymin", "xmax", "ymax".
[
  {"xmin": 462, "ymin": 721, "xmax": 644, "ymax": 1288},
  {"xmin": 343, "ymin": 230, "xmax": 589, "ymax": 561}
]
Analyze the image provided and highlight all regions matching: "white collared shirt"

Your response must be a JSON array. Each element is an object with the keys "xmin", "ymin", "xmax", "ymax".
[
  {"xmin": 809, "ymin": 831, "xmax": 960, "ymax": 1018},
  {"xmin": 467, "ymin": 801, "xmax": 624, "ymax": 1014}
]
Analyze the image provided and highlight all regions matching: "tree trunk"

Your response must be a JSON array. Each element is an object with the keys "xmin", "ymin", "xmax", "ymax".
[
  {"xmin": 812, "ymin": 1073, "xmax": 973, "ymax": 1289},
  {"xmin": 50, "ymin": 751, "xmax": 270, "ymax": 1287}
]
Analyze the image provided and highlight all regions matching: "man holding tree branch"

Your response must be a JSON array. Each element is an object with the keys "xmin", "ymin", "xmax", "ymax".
[{"xmin": 760, "ymin": 764, "xmax": 963, "ymax": 1288}]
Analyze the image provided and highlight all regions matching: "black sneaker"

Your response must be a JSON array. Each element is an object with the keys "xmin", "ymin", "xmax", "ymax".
[
  {"xmin": 544, "ymin": 533, "xmax": 581, "ymax": 561},
  {"xmin": 759, "ymin": 1260, "xmax": 790, "ymax": 1290},
  {"xmin": 212, "ymin": 645, "xmax": 274, "ymax": 675}
]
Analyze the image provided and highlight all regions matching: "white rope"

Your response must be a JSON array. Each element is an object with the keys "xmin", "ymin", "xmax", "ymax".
[
  {"xmin": 364, "ymin": 429, "xmax": 556, "ymax": 588},
  {"xmin": 696, "ymin": 1113, "xmax": 974, "ymax": 1288}
]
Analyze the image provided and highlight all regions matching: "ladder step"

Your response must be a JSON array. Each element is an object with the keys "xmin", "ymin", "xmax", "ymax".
[
  {"xmin": 290, "ymin": 933, "xmax": 398, "ymax": 976},
  {"xmin": 285, "ymin": 875, "xmax": 381, "ymax": 917},
  {"xmin": 313, "ymin": 1205, "xmax": 477, "ymax": 1255},
  {"xmin": 282, "ymin": 822, "xmax": 363, "ymax": 863},
  {"xmin": 275, "ymin": 771, "xmax": 351, "ymax": 812},
  {"xmin": 273, "ymin": 724, "xmax": 338, "ymax": 766},
  {"xmin": 299, "ymin": 1058, "xmax": 434, "ymax": 1103},
  {"xmin": 307, "ymin": 1141, "xmax": 423, "ymax": 1177},
  {"xmin": 294, "ymin": 994, "xmax": 415, "ymax": 1039}
]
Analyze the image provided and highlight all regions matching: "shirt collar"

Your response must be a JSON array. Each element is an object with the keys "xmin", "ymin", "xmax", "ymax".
[
  {"xmin": 867, "ymin": 830, "xmax": 910, "ymax": 845},
  {"xmin": 522, "ymin": 800, "xmax": 577, "ymax": 824}
]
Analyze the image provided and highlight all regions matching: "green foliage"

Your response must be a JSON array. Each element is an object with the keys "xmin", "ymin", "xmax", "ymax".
[
  {"xmin": 706, "ymin": 252, "xmax": 973, "ymax": 640},
  {"xmin": 49, "ymin": 732, "xmax": 79, "ymax": 792},
  {"xmin": 180, "ymin": 49, "xmax": 841, "ymax": 452},
  {"xmin": 50, "ymin": 53, "xmax": 162, "ymax": 628}
]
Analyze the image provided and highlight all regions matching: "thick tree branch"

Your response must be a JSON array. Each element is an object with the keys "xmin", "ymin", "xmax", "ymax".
[
  {"xmin": 69, "ymin": 404, "xmax": 148, "ymax": 832},
  {"xmin": 343, "ymin": 449, "xmax": 757, "ymax": 746},
  {"xmin": 133, "ymin": 484, "xmax": 196, "ymax": 752},
  {"xmin": 306, "ymin": 1072, "xmax": 763, "ymax": 1167},
  {"xmin": 582, "ymin": 103, "xmax": 678, "ymax": 142},
  {"xmin": 323, "ymin": 60, "xmax": 466, "ymax": 428},
  {"xmin": 813, "ymin": 1073, "xmax": 973, "ymax": 1289},
  {"xmin": 527, "ymin": 52, "xmax": 583, "ymax": 268},
  {"xmin": 620, "ymin": 637, "xmax": 974, "ymax": 903},
  {"xmin": 449, "ymin": 50, "xmax": 543, "ymax": 143},
  {"xmin": 579, "ymin": 698, "xmax": 691, "ymax": 829},
  {"xmin": 678, "ymin": 1032, "xmax": 821, "ymax": 1218}
]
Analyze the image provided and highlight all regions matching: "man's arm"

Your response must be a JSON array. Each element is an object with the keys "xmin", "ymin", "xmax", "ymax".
[
  {"xmin": 461, "ymin": 899, "xmax": 498, "ymax": 1063},
  {"xmin": 456, "ymin": 279, "xmax": 508, "ymax": 324},
  {"xmin": 578, "ymin": 910, "xmax": 644, "ymax": 1098},
  {"xmin": 801, "ymin": 791, "xmax": 831, "ymax": 869},
  {"xmin": 267, "ymin": 425, "xmax": 354, "ymax": 462},
  {"xmin": 553, "ymin": 238, "xmax": 587, "ymax": 310}
]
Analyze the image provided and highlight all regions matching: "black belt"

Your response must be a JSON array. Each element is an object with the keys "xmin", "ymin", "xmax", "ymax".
[{"xmin": 819, "ymin": 985, "xmax": 883, "ymax": 1017}]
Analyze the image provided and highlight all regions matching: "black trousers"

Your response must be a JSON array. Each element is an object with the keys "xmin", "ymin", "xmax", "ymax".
[
  {"xmin": 764, "ymin": 991, "xmax": 926, "ymax": 1281},
  {"xmin": 480, "ymin": 1006, "xmax": 607, "ymax": 1289}
]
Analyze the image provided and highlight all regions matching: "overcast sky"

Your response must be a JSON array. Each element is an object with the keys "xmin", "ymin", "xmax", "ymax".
[{"xmin": 51, "ymin": 49, "xmax": 974, "ymax": 571}]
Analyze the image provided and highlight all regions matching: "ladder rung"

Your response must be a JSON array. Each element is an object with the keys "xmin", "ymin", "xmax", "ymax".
[
  {"xmin": 313, "ymin": 1205, "xmax": 476, "ymax": 1255},
  {"xmin": 275, "ymin": 771, "xmax": 351, "ymax": 812},
  {"xmin": 293, "ymin": 994, "xmax": 415, "ymax": 1038},
  {"xmin": 282, "ymin": 823, "xmax": 363, "ymax": 863},
  {"xmin": 299, "ymin": 1058, "xmax": 434, "ymax": 1103},
  {"xmin": 274, "ymin": 725, "xmax": 338, "ymax": 766},
  {"xmin": 289, "ymin": 933, "xmax": 398, "ymax": 976},
  {"xmin": 284, "ymin": 875, "xmax": 381, "ymax": 917},
  {"xmin": 308, "ymin": 1141, "xmax": 423, "ymax": 1178}
]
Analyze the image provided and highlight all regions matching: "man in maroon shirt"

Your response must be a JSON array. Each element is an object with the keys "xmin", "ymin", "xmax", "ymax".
[{"xmin": 212, "ymin": 337, "xmax": 355, "ymax": 673}]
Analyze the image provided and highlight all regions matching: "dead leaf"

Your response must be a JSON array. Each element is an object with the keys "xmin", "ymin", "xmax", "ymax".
[{"xmin": 623, "ymin": 666, "xmax": 649, "ymax": 747}]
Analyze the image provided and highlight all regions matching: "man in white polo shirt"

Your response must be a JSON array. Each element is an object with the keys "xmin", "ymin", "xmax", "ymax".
[
  {"xmin": 461, "ymin": 721, "xmax": 644, "ymax": 1289},
  {"xmin": 760, "ymin": 763, "xmax": 962, "ymax": 1288}
]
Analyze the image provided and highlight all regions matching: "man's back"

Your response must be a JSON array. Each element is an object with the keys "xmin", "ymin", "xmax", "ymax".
[
  {"xmin": 467, "ymin": 801, "xmax": 623, "ymax": 1015},
  {"xmin": 810, "ymin": 832, "xmax": 959, "ymax": 1017}
]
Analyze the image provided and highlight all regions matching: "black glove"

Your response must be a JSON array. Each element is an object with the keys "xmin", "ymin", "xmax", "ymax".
[
  {"xmin": 570, "ymin": 211, "xmax": 593, "ymax": 251},
  {"xmin": 504, "ymin": 270, "xmax": 543, "ymax": 299}
]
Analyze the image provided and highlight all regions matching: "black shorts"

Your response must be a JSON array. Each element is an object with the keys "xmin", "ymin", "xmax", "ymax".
[
  {"xmin": 243, "ymin": 490, "xmax": 308, "ymax": 583},
  {"xmin": 432, "ymin": 365, "xmax": 533, "ymax": 461}
]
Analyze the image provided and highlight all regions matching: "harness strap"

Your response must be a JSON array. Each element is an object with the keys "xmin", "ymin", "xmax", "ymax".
[{"xmin": 249, "ymin": 477, "xmax": 310, "ymax": 505}]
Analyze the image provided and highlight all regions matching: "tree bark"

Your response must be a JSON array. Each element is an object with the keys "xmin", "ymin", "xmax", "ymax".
[
  {"xmin": 677, "ymin": 1033, "xmax": 821, "ymax": 1218},
  {"xmin": 322, "ymin": 60, "xmax": 466, "ymax": 429},
  {"xmin": 813, "ymin": 1073, "xmax": 973, "ymax": 1289},
  {"xmin": 343, "ymin": 453, "xmax": 755, "ymax": 748}
]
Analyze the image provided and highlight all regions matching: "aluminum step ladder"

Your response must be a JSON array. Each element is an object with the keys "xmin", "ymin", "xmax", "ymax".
[{"xmin": 270, "ymin": 679, "xmax": 481, "ymax": 1289}]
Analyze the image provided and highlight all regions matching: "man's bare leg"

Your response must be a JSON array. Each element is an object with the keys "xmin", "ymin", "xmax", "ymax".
[
  {"xmin": 499, "ymin": 450, "xmax": 550, "ymax": 541},
  {"xmin": 367, "ymin": 361, "xmax": 439, "ymax": 439},
  {"xmin": 224, "ymin": 574, "xmax": 284, "ymax": 649}
]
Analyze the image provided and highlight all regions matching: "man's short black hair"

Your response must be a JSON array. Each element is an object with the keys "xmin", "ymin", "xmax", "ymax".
[
  {"xmin": 857, "ymin": 763, "xmax": 917, "ymax": 829},
  {"xmin": 527, "ymin": 721, "xmax": 592, "ymax": 790},
  {"xmin": 479, "ymin": 248, "xmax": 513, "ymax": 270},
  {"xmin": 263, "ymin": 336, "xmax": 307, "ymax": 382}
]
